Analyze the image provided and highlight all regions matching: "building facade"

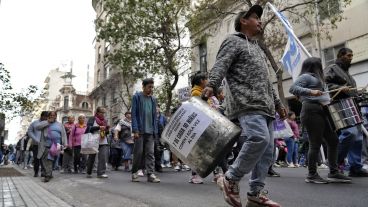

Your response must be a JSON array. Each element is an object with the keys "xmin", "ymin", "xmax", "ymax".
[{"xmin": 90, "ymin": 0, "xmax": 133, "ymax": 125}]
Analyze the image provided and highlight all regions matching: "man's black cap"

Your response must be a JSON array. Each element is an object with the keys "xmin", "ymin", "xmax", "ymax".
[{"xmin": 234, "ymin": 5, "xmax": 263, "ymax": 32}]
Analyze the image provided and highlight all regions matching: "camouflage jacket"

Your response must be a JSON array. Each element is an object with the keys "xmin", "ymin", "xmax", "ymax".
[{"xmin": 208, "ymin": 32, "xmax": 282, "ymax": 120}]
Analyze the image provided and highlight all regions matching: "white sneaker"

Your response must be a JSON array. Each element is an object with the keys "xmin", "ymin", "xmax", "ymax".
[
  {"xmin": 174, "ymin": 164, "xmax": 181, "ymax": 171},
  {"xmin": 287, "ymin": 163, "xmax": 295, "ymax": 168},
  {"xmin": 165, "ymin": 163, "xmax": 172, "ymax": 168},
  {"xmin": 363, "ymin": 164, "xmax": 368, "ymax": 171},
  {"xmin": 161, "ymin": 164, "xmax": 166, "ymax": 168},
  {"xmin": 137, "ymin": 169, "xmax": 144, "ymax": 177},
  {"xmin": 28, "ymin": 164, "xmax": 34, "ymax": 168},
  {"xmin": 318, "ymin": 164, "xmax": 329, "ymax": 169},
  {"xmin": 183, "ymin": 165, "xmax": 191, "ymax": 171},
  {"xmin": 23, "ymin": 167, "xmax": 28, "ymax": 170},
  {"xmin": 97, "ymin": 174, "xmax": 108, "ymax": 178}
]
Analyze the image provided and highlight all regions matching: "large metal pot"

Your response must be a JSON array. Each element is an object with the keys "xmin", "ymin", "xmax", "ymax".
[{"xmin": 161, "ymin": 97, "xmax": 241, "ymax": 178}]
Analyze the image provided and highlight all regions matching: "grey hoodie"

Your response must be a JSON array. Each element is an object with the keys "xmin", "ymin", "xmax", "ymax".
[{"xmin": 208, "ymin": 32, "xmax": 282, "ymax": 120}]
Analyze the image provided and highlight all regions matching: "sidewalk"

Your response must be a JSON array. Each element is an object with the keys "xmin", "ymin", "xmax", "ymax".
[{"xmin": 0, "ymin": 166, "xmax": 71, "ymax": 207}]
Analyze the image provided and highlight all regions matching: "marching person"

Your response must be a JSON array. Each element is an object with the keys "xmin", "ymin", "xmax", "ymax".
[
  {"xmin": 114, "ymin": 112, "xmax": 134, "ymax": 172},
  {"xmin": 290, "ymin": 57, "xmax": 351, "ymax": 184},
  {"xmin": 131, "ymin": 78, "xmax": 160, "ymax": 183},
  {"xmin": 324, "ymin": 47, "xmax": 368, "ymax": 177},
  {"xmin": 86, "ymin": 106, "xmax": 110, "ymax": 178},
  {"xmin": 204, "ymin": 5, "xmax": 286, "ymax": 207},
  {"xmin": 61, "ymin": 116, "xmax": 75, "ymax": 173},
  {"xmin": 36, "ymin": 111, "xmax": 67, "ymax": 182},
  {"xmin": 189, "ymin": 72, "xmax": 207, "ymax": 184},
  {"xmin": 69, "ymin": 114, "xmax": 87, "ymax": 174}
]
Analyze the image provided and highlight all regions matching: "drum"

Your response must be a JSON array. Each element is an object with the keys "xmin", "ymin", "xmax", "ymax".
[
  {"xmin": 161, "ymin": 97, "xmax": 241, "ymax": 178},
  {"xmin": 327, "ymin": 98, "xmax": 363, "ymax": 131}
]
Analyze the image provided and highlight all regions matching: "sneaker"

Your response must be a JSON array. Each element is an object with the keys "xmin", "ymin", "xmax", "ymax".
[
  {"xmin": 174, "ymin": 164, "xmax": 181, "ymax": 171},
  {"xmin": 137, "ymin": 169, "xmax": 144, "ymax": 177},
  {"xmin": 273, "ymin": 163, "xmax": 281, "ymax": 168},
  {"xmin": 97, "ymin": 174, "xmax": 108, "ymax": 178},
  {"xmin": 318, "ymin": 164, "xmax": 329, "ymax": 169},
  {"xmin": 349, "ymin": 168, "xmax": 368, "ymax": 177},
  {"xmin": 294, "ymin": 164, "xmax": 300, "ymax": 168},
  {"xmin": 189, "ymin": 175, "xmax": 203, "ymax": 184},
  {"xmin": 23, "ymin": 166, "xmax": 28, "ymax": 170},
  {"xmin": 327, "ymin": 172, "xmax": 352, "ymax": 183},
  {"xmin": 183, "ymin": 164, "xmax": 191, "ymax": 171},
  {"xmin": 161, "ymin": 164, "xmax": 166, "ymax": 168},
  {"xmin": 165, "ymin": 163, "xmax": 172, "ymax": 168},
  {"xmin": 132, "ymin": 173, "xmax": 139, "ymax": 182},
  {"xmin": 42, "ymin": 176, "xmax": 51, "ymax": 183},
  {"xmin": 212, "ymin": 173, "xmax": 222, "ymax": 183},
  {"xmin": 246, "ymin": 190, "xmax": 281, "ymax": 207},
  {"xmin": 287, "ymin": 163, "xmax": 295, "ymax": 168},
  {"xmin": 305, "ymin": 173, "xmax": 329, "ymax": 184},
  {"xmin": 217, "ymin": 176, "xmax": 242, "ymax": 207},
  {"xmin": 268, "ymin": 168, "xmax": 281, "ymax": 177},
  {"xmin": 147, "ymin": 174, "xmax": 160, "ymax": 183},
  {"xmin": 86, "ymin": 174, "xmax": 92, "ymax": 178},
  {"xmin": 28, "ymin": 164, "xmax": 34, "ymax": 168}
]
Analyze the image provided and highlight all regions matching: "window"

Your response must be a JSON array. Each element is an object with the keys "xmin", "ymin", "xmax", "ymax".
[
  {"xmin": 82, "ymin": 102, "xmax": 89, "ymax": 109},
  {"xmin": 318, "ymin": 0, "xmax": 340, "ymax": 20},
  {"xmin": 64, "ymin": 96, "xmax": 69, "ymax": 110},
  {"xmin": 97, "ymin": 69, "xmax": 101, "ymax": 84},
  {"xmin": 102, "ymin": 95, "xmax": 107, "ymax": 107},
  {"xmin": 97, "ymin": 46, "xmax": 102, "ymax": 62},
  {"xmin": 111, "ymin": 88, "xmax": 117, "ymax": 104},
  {"xmin": 323, "ymin": 44, "xmax": 345, "ymax": 66},
  {"xmin": 104, "ymin": 63, "xmax": 111, "ymax": 80},
  {"xmin": 199, "ymin": 43, "xmax": 207, "ymax": 73},
  {"xmin": 105, "ymin": 42, "xmax": 111, "ymax": 53}
]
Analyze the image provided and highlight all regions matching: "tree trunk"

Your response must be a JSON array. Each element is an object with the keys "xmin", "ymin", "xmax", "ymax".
[
  {"xmin": 165, "ymin": 86, "xmax": 173, "ymax": 115},
  {"xmin": 258, "ymin": 40, "xmax": 288, "ymax": 108}
]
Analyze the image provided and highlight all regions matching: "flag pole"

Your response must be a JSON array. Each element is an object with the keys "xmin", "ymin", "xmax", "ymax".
[{"xmin": 266, "ymin": 2, "xmax": 312, "ymax": 58}]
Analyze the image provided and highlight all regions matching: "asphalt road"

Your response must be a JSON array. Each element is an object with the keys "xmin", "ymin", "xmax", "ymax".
[{"xmin": 19, "ymin": 166, "xmax": 368, "ymax": 207}]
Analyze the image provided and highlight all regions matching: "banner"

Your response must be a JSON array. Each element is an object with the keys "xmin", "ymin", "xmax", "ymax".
[
  {"xmin": 267, "ymin": 3, "xmax": 311, "ymax": 81},
  {"xmin": 162, "ymin": 102, "xmax": 212, "ymax": 157}
]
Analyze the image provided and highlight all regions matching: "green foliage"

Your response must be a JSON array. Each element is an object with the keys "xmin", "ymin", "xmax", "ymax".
[
  {"xmin": 96, "ymin": 0, "xmax": 191, "ymax": 114},
  {"xmin": 0, "ymin": 63, "xmax": 38, "ymax": 120},
  {"xmin": 155, "ymin": 76, "xmax": 180, "ymax": 115}
]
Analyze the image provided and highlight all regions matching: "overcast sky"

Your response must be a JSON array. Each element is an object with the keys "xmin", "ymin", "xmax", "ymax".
[{"xmin": 0, "ymin": 0, "xmax": 96, "ymax": 143}]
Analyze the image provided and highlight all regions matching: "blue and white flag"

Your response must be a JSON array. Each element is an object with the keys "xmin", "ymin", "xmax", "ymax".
[{"xmin": 267, "ymin": 3, "xmax": 311, "ymax": 81}]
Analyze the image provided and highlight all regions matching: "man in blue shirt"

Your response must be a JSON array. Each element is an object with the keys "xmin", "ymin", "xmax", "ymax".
[{"xmin": 131, "ymin": 78, "xmax": 160, "ymax": 183}]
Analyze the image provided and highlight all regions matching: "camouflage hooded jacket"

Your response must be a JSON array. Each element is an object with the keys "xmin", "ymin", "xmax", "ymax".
[{"xmin": 208, "ymin": 32, "xmax": 282, "ymax": 120}]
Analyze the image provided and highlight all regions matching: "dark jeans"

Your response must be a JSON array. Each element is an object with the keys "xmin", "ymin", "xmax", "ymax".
[
  {"xmin": 73, "ymin": 146, "xmax": 86, "ymax": 172},
  {"xmin": 110, "ymin": 148, "xmax": 122, "ymax": 168},
  {"xmin": 301, "ymin": 102, "xmax": 339, "ymax": 175},
  {"xmin": 32, "ymin": 145, "xmax": 45, "ymax": 175},
  {"xmin": 132, "ymin": 134, "xmax": 155, "ymax": 175},
  {"xmin": 154, "ymin": 137, "xmax": 163, "ymax": 170},
  {"xmin": 86, "ymin": 145, "xmax": 108, "ymax": 175}
]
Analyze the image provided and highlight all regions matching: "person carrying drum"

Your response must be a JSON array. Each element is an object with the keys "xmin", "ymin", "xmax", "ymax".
[
  {"xmin": 324, "ymin": 47, "xmax": 368, "ymax": 177},
  {"xmin": 204, "ymin": 5, "xmax": 286, "ymax": 207},
  {"xmin": 289, "ymin": 57, "xmax": 351, "ymax": 184}
]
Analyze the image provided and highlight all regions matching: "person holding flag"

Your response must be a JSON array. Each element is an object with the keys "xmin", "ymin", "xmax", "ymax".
[{"xmin": 204, "ymin": 5, "xmax": 286, "ymax": 207}]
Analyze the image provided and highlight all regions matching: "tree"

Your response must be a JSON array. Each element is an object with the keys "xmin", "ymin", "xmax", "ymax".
[
  {"xmin": 188, "ymin": 0, "xmax": 351, "ymax": 107},
  {"xmin": 0, "ymin": 63, "xmax": 38, "ymax": 120},
  {"xmin": 96, "ymin": 0, "xmax": 191, "ymax": 115},
  {"xmin": 155, "ymin": 75, "xmax": 181, "ymax": 116}
]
